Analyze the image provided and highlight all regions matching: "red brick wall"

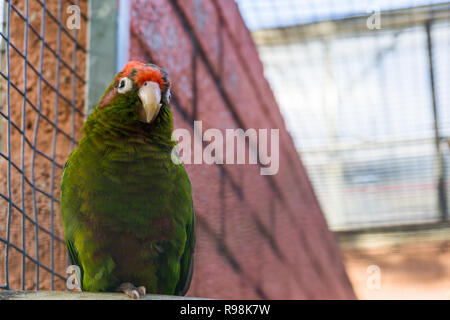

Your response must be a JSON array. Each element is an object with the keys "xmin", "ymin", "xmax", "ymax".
[{"xmin": 129, "ymin": 0, "xmax": 355, "ymax": 299}]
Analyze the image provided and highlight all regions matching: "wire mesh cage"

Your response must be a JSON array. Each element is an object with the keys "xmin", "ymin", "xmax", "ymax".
[
  {"xmin": 0, "ymin": 0, "xmax": 87, "ymax": 291},
  {"xmin": 236, "ymin": 0, "xmax": 450, "ymax": 230}
]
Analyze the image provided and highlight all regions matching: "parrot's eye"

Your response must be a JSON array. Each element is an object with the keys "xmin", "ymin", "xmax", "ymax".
[
  {"xmin": 166, "ymin": 89, "xmax": 171, "ymax": 103},
  {"xmin": 117, "ymin": 77, "xmax": 133, "ymax": 94}
]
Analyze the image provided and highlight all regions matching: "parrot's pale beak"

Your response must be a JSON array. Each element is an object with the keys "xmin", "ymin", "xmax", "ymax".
[{"xmin": 138, "ymin": 81, "xmax": 162, "ymax": 123}]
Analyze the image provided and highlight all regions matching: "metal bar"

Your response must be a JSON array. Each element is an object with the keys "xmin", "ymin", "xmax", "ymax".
[
  {"xmin": 298, "ymin": 137, "xmax": 448, "ymax": 154},
  {"xmin": 70, "ymin": 0, "xmax": 80, "ymax": 151},
  {"xmin": 4, "ymin": 0, "xmax": 12, "ymax": 290},
  {"xmin": 47, "ymin": 0, "xmax": 64, "ymax": 291},
  {"xmin": 30, "ymin": 0, "xmax": 49, "ymax": 290},
  {"xmin": 0, "ymin": 0, "xmax": 5, "ymax": 159},
  {"xmin": 426, "ymin": 21, "xmax": 448, "ymax": 222},
  {"xmin": 20, "ymin": 0, "xmax": 30, "ymax": 291},
  {"xmin": 252, "ymin": 3, "xmax": 450, "ymax": 44}
]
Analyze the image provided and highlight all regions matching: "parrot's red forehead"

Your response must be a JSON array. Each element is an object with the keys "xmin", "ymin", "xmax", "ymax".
[{"xmin": 120, "ymin": 61, "xmax": 166, "ymax": 90}]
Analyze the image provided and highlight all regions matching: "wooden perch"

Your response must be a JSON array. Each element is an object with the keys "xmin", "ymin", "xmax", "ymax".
[{"xmin": 0, "ymin": 290, "xmax": 206, "ymax": 300}]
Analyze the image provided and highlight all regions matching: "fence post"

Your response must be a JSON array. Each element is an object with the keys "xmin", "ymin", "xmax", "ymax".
[
  {"xmin": 426, "ymin": 20, "xmax": 448, "ymax": 222},
  {"xmin": 85, "ymin": 0, "xmax": 119, "ymax": 116}
]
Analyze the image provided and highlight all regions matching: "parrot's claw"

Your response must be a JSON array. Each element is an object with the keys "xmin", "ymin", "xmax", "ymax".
[
  {"xmin": 117, "ymin": 282, "xmax": 146, "ymax": 299},
  {"xmin": 68, "ymin": 286, "xmax": 82, "ymax": 293},
  {"xmin": 137, "ymin": 286, "xmax": 146, "ymax": 296}
]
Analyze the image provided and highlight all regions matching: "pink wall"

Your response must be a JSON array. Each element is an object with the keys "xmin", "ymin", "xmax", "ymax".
[{"xmin": 129, "ymin": 0, "xmax": 355, "ymax": 299}]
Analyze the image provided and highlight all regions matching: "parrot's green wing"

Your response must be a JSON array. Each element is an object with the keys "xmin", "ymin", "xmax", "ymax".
[
  {"xmin": 66, "ymin": 237, "xmax": 80, "ymax": 268},
  {"xmin": 62, "ymin": 154, "xmax": 195, "ymax": 294},
  {"xmin": 66, "ymin": 238, "xmax": 85, "ymax": 287},
  {"xmin": 62, "ymin": 159, "xmax": 85, "ymax": 288},
  {"xmin": 175, "ymin": 211, "xmax": 195, "ymax": 296}
]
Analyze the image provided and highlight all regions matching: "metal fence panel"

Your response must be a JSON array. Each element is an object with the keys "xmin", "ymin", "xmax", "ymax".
[
  {"xmin": 238, "ymin": 1, "xmax": 450, "ymax": 230},
  {"xmin": 0, "ymin": 0, "xmax": 87, "ymax": 290}
]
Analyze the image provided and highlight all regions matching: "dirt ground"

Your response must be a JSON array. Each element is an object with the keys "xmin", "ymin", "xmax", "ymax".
[{"xmin": 339, "ymin": 227, "xmax": 450, "ymax": 299}]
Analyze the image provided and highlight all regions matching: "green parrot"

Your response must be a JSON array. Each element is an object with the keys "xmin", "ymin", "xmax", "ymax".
[{"xmin": 60, "ymin": 61, "xmax": 195, "ymax": 298}]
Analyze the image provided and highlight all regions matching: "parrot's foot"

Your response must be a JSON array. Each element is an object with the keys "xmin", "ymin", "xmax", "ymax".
[{"xmin": 117, "ymin": 282, "xmax": 146, "ymax": 299}]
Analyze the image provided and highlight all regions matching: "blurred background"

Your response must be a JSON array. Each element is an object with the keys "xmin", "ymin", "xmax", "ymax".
[
  {"xmin": 237, "ymin": 0, "xmax": 450, "ymax": 299},
  {"xmin": 0, "ymin": 0, "xmax": 449, "ymax": 299}
]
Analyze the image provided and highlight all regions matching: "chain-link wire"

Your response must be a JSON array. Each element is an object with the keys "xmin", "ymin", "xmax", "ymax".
[{"xmin": 0, "ymin": 0, "xmax": 87, "ymax": 290}]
